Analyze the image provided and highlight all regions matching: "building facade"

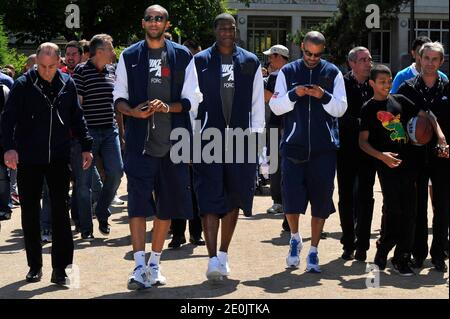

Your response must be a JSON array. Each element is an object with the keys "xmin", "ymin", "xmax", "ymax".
[{"xmin": 228, "ymin": 0, "xmax": 449, "ymax": 73}]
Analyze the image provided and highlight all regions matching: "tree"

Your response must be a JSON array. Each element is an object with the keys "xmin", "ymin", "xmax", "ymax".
[
  {"xmin": 0, "ymin": 0, "xmax": 230, "ymax": 48},
  {"xmin": 289, "ymin": 0, "xmax": 409, "ymax": 65},
  {"xmin": 0, "ymin": 17, "xmax": 27, "ymax": 75}
]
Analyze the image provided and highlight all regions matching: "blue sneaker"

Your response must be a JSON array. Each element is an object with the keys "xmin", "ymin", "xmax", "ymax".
[
  {"xmin": 306, "ymin": 251, "xmax": 321, "ymax": 273},
  {"xmin": 286, "ymin": 238, "xmax": 302, "ymax": 268}
]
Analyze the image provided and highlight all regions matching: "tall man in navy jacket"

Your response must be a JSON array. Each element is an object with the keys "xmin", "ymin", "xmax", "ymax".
[
  {"xmin": 270, "ymin": 31, "xmax": 347, "ymax": 273},
  {"xmin": 113, "ymin": 5, "xmax": 202, "ymax": 289},
  {"xmin": 2, "ymin": 43, "xmax": 93, "ymax": 285},
  {"xmin": 193, "ymin": 13, "xmax": 265, "ymax": 281}
]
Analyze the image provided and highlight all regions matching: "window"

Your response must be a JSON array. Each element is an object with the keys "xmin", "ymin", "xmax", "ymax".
[
  {"xmin": 247, "ymin": 17, "xmax": 289, "ymax": 61},
  {"xmin": 301, "ymin": 17, "xmax": 328, "ymax": 31},
  {"xmin": 413, "ymin": 20, "xmax": 449, "ymax": 55},
  {"xmin": 368, "ymin": 20, "xmax": 391, "ymax": 64}
]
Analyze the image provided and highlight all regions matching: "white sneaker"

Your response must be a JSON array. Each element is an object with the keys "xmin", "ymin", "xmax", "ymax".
[
  {"xmin": 217, "ymin": 252, "xmax": 230, "ymax": 277},
  {"xmin": 147, "ymin": 264, "xmax": 167, "ymax": 286},
  {"xmin": 286, "ymin": 238, "xmax": 302, "ymax": 268},
  {"xmin": 206, "ymin": 257, "xmax": 223, "ymax": 281},
  {"xmin": 111, "ymin": 196, "xmax": 124, "ymax": 205},
  {"xmin": 306, "ymin": 251, "xmax": 321, "ymax": 273},
  {"xmin": 127, "ymin": 265, "xmax": 151, "ymax": 290}
]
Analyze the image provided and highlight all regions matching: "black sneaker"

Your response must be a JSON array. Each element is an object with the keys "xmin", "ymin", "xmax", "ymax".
[
  {"xmin": 98, "ymin": 220, "xmax": 110, "ymax": 235},
  {"xmin": 341, "ymin": 249, "xmax": 355, "ymax": 261},
  {"xmin": 355, "ymin": 249, "xmax": 367, "ymax": 262},
  {"xmin": 41, "ymin": 229, "xmax": 52, "ymax": 243},
  {"xmin": 374, "ymin": 250, "xmax": 387, "ymax": 270},
  {"xmin": 168, "ymin": 236, "xmax": 186, "ymax": 249},
  {"xmin": 26, "ymin": 268, "xmax": 42, "ymax": 283},
  {"xmin": 392, "ymin": 260, "xmax": 415, "ymax": 277},
  {"xmin": 81, "ymin": 232, "xmax": 95, "ymax": 241},
  {"xmin": 51, "ymin": 268, "xmax": 68, "ymax": 286},
  {"xmin": 267, "ymin": 204, "xmax": 283, "ymax": 214},
  {"xmin": 189, "ymin": 235, "xmax": 206, "ymax": 246},
  {"xmin": 410, "ymin": 257, "xmax": 424, "ymax": 269},
  {"xmin": 0, "ymin": 211, "xmax": 11, "ymax": 221},
  {"xmin": 432, "ymin": 259, "xmax": 448, "ymax": 273},
  {"xmin": 282, "ymin": 217, "xmax": 290, "ymax": 232}
]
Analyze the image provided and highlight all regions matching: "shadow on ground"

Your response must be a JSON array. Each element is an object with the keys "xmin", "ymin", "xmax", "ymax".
[
  {"xmin": 242, "ymin": 258, "xmax": 448, "ymax": 293},
  {"xmin": 93, "ymin": 278, "xmax": 240, "ymax": 299}
]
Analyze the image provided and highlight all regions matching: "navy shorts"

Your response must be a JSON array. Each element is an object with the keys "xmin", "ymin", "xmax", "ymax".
[
  {"xmin": 124, "ymin": 152, "xmax": 193, "ymax": 220},
  {"xmin": 282, "ymin": 151, "xmax": 336, "ymax": 219},
  {"xmin": 193, "ymin": 162, "xmax": 257, "ymax": 217}
]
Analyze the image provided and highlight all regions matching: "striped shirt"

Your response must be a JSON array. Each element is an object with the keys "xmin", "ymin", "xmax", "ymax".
[{"xmin": 73, "ymin": 60, "xmax": 116, "ymax": 128}]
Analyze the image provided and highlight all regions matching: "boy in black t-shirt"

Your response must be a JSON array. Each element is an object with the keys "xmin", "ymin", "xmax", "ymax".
[{"xmin": 359, "ymin": 65, "xmax": 446, "ymax": 276}]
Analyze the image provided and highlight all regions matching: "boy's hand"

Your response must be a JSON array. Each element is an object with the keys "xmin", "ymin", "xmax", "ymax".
[{"xmin": 380, "ymin": 152, "xmax": 402, "ymax": 168}]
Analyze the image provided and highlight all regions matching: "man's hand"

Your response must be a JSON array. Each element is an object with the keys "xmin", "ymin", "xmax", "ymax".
[
  {"xmin": 305, "ymin": 85, "xmax": 325, "ymax": 99},
  {"xmin": 129, "ymin": 101, "xmax": 155, "ymax": 119},
  {"xmin": 150, "ymin": 99, "xmax": 170, "ymax": 113},
  {"xmin": 294, "ymin": 86, "xmax": 308, "ymax": 97},
  {"xmin": 380, "ymin": 152, "xmax": 402, "ymax": 168},
  {"xmin": 4, "ymin": 150, "xmax": 19, "ymax": 170},
  {"xmin": 82, "ymin": 152, "xmax": 93, "ymax": 170}
]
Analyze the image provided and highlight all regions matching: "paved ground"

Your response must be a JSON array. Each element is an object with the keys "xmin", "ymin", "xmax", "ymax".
[{"xmin": 0, "ymin": 176, "xmax": 448, "ymax": 299}]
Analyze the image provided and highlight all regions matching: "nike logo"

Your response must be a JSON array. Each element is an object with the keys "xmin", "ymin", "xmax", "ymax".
[{"xmin": 132, "ymin": 64, "xmax": 138, "ymax": 68}]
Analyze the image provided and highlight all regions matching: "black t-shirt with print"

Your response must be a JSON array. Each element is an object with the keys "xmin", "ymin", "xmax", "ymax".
[{"xmin": 360, "ymin": 94, "xmax": 420, "ymax": 171}]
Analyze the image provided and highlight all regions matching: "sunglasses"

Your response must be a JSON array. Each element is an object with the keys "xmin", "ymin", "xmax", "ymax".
[
  {"xmin": 303, "ymin": 49, "xmax": 323, "ymax": 58},
  {"xmin": 143, "ymin": 15, "xmax": 165, "ymax": 23}
]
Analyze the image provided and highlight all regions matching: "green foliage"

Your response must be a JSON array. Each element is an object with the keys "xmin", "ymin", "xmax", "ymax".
[
  {"xmin": 0, "ymin": 0, "xmax": 230, "ymax": 49},
  {"xmin": 289, "ymin": 0, "xmax": 409, "ymax": 64},
  {"xmin": 1, "ymin": 17, "xmax": 27, "ymax": 77}
]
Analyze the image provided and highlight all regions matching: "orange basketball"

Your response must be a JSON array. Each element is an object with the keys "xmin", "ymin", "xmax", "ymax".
[{"xmin": 407, "ymin": 115, "xmax": 434, "ymax": 145}]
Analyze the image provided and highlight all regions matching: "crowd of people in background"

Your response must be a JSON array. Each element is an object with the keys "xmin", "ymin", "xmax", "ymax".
[{"xmin": 0, "ymin": 3, "xmax": 448, "ymax": 289}]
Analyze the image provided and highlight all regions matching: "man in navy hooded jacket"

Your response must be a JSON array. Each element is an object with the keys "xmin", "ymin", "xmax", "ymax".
[
  {"xmin": 193, "ymin": 13, "xmax": 265, "ymax": 281},
  {"xmin": 270, "ymin": 31, "xmax": 347, "ymax": 273},
  {"xmin": 113, "ymin": 5, "xmax": 202, "ymax": 290}
]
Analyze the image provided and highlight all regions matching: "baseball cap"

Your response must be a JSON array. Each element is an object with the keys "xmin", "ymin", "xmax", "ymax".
[{"xmin": 263, "ymin": 45, "xmax": 289, "ymax": 58}]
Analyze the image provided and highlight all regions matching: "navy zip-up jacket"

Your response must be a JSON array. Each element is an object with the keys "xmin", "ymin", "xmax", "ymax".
[
  {"xmin": 113, "ymin": 39, "xmax": 203, "ymax": 156},
  {"xmin": 194, "ymin": 44, "xmax": 265, "ymax": 135},
  {"xmin": 1, "ymin": 69, "xmax": 93, "ymax": 165},
  {"xmin": 269, "ymin": 59, "xmax": 347, "ymax": 160}
]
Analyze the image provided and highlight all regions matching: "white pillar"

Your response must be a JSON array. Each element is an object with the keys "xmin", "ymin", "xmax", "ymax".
[
  {"xmin": 396, "ymin": 15, "xmax": 411, "ymax": 71},
  {"xmin": 237, "ymin": 13, "xmax": 248, "ymax": 49},
  {"xmin": 291, "ymin": 15, "xmax": 301, "ymax": 60}
]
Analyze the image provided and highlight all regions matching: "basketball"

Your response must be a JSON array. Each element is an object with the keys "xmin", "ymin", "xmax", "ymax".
[{"xmin": 407, "ymin": 115, "xmax": 434, "ymax": 145}]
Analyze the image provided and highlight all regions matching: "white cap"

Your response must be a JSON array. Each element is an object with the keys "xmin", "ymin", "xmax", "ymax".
[{"xmin": 263, "ymin": 45, "xmax": 289, "ymax": 58}]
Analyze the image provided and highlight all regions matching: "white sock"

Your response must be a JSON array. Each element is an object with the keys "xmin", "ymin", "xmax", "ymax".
[
  {"xmin": 291, "ymin": 232, "xmax": 301, "ymax": 242},
  {"xmin": 148, "ymin": 251, "xmax": 162, "ymax": 268},
  {"xmin": 217, "ymin": 251, "xmax": 228, "ymax": 263},
  {"xmin": 309, "ymin": 246, "xmax": 318, "ymax": 254},
  {"xmin": 134, "ymin": 251, "xmax": 145, "ymax": 268}
]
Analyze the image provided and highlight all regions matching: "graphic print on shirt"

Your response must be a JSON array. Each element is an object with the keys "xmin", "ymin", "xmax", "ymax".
[
  {"xmin": 149, "ymin": 58, "xmax": 170, "ymax": 84},
  {"xmin": 222, "ymin": 63, "xmax": 234, "ymax": 88},
  {"xmin": 377, "ymin": 111, "xmax": 408, "ymax": 143}
]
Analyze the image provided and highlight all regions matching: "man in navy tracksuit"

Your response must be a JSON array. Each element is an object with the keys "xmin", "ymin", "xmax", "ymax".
[
  {"xmin": 113, "ymin": 5, "xmax": 202, "ymax": 289},
  {"xmin": 270, "ymin": 31, "xmax": 347, "ymax": 273},
  {"xmin": 2, "ymin": 43, "xmax": 93, "ymax": 285},
  {"xmin": 193, "ymin": 13, "xmax": 265, "ymax": 281}
]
